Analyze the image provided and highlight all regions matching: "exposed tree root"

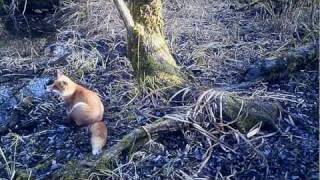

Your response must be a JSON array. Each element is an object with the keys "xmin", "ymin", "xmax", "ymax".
[
  {"xmin": 45, "ymin": 119, "xmax": 185, "ymax": 179},
  {"xmin": 244, "ymin": 43, "xmax": 318, "ymax": 82}
]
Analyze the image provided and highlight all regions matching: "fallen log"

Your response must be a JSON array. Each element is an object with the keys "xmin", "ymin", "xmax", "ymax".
[
  {"xmin": 31, "ymin": 119, "xmax": 185, "ymax": 179},
  {"xmin": 18, "ymin": 89, "xmax": 281, "ymax": 179},
  {"xmin": 192, "ymin": 89, "xmax": 280, "ymax": 132},
  {"xmin": 244, "ymin": 43, "xmax": 318, "ymax": 82}
]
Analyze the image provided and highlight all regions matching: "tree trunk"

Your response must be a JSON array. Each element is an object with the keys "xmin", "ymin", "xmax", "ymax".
[{"xmin": 115, "ymin": 0, "xmax": 184, "ymax": 88}]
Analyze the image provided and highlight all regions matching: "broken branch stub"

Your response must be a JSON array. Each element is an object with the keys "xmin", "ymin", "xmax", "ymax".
[
  {"xmin": 192, "ymin": 90, "xmax": 280, "ymax": 132},
  {"xmin": 220, "ymin": 93, "xmax": 280, "ymax": 132}
]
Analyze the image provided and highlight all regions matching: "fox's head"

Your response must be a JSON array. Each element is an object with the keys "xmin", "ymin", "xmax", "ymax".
[{"xmin": 46, "ymin": 70, "xmax": 77, "ymax": 97}]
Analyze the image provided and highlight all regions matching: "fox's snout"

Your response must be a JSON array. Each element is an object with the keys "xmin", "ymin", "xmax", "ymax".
[
  {"xmin": 46, "ymin": 79, "xmax": 54, "ymax": 86},
  {"xmin": 45, "ymin": 79, "xmax": 54, "ymax": 92}
]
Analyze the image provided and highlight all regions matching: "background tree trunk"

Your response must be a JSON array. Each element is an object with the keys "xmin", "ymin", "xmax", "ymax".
[{"xmin": 119, "ymin": 0, "xmax": 184, "ymax": 88}]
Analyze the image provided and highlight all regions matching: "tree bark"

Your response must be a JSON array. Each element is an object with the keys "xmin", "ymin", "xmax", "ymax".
[
  {"xmin": 115, "ymin": 0, "xmax": 184, "ymax": 88},
  {"xmin": 210, "ymin": 90, "xmax": 279, "ymax": 132}
]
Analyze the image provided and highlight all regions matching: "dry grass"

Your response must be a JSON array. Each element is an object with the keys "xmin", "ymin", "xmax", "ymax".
[
  {"xmin": 58, "ymin": 0, "xmax": 125, "ymax": 40},
  {"xmin": 0, "ymin": 133, "xmax": 25, "ymax": 180}
]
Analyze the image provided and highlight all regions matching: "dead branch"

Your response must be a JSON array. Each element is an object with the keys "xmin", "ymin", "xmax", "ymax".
[
  {"xmin": 244, "ymin": 43, "xmax": 319, "ymax": 82},
  {"xmin": 113, "ymin": 0, "xmax": 135, "ymax": 32},
  {"xmin": 236, "ymin": 0, "xmax": 264, "ymax": 11}
]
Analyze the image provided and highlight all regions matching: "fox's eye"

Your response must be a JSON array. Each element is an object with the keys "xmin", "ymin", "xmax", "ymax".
[
  {"xmin": 46, "ymin": 79, "xmax": 54, "ymax": 85},
  {"xmin": 61, "ymin": 81, "xmax": 68, "ymax": 86}
]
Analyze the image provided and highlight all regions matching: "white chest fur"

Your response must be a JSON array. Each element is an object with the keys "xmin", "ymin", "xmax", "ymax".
[{"xmin": 66, "ymin": 102, "xmax": 88, "ymax": 116}]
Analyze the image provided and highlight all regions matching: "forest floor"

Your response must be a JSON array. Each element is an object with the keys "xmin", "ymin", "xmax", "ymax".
[{"xmin": 0, "ymin": 0, "xmax": 319, "ymax": 179}]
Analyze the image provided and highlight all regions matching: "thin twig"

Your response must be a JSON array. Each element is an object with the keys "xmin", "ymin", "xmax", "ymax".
[{"xmin": 236, "ymin": 0, "xmax": 264, "ymax": 11}]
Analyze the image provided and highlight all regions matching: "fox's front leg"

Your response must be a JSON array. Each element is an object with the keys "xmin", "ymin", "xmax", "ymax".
[
  {"xmin": 64, "ymin": 115, "xmax": 73, "ymax": 125},
  {"xmin": 65, "ymin": 109, "xmax": 74, "ymax": 125}
]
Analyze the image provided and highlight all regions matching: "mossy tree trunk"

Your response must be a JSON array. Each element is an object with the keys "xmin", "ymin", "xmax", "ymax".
[{"xmin": 114, "ymin": 0, "xmax": 184, "ymax": 89}]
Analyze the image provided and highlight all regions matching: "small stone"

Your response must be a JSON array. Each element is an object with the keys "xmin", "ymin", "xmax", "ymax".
[{"xmin": 51, "ymin": 160, "xmax": 60, "ymax": 171}]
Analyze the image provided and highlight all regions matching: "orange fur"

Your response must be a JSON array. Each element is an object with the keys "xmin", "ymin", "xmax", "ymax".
[
  {"xmin": 90, "ymin": 121, "xmax": 107, "ymax": 155},
  {"xmin": 47, "ymin": 70, "xmax": 107, "ymax": 155}
]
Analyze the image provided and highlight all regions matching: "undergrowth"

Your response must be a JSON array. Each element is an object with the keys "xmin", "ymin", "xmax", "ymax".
[{"xmin": 0, "ymin": 0, "xmax": 318, "ymax": 179}]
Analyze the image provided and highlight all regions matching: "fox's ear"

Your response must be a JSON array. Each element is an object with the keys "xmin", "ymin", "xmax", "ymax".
[{"xmin": 56, "ymin": 69, "xmax": 64, "ymax": 78}]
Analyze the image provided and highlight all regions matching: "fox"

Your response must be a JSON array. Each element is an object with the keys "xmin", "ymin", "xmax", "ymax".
[{"xmin": 46, "ymin": 70, "xmax": 107, "ymax": 155}]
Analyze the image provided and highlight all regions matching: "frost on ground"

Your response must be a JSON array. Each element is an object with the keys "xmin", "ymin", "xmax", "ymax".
[{"xmin": 0, "ymin": 0, "xmax": 318, "ymax": 179}]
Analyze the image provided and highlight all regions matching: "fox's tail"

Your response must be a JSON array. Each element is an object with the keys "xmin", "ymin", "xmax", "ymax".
[{"xmin": 90, "ymin": 121, "xmax": 107, "ymax": 155}]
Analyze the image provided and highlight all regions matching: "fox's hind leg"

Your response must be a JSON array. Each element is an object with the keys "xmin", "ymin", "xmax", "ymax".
[{"xmin": 68, "ymin": 102, "xmax": 92, "ymax": 126}]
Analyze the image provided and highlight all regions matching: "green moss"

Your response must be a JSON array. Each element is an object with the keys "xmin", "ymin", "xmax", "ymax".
[
  {"xmin": 125, "ymin": 0, "xmax": 185, "ymax": 90},
  {"xmin": 141, "ymin": 72, "xmax": 184, "ymax": 90},
  {"xmin": 16, "ymin": 171, "xmax": 33, "ymax": 180},
  {"xmin": 129, "ymin": 0, "xmax": 164, "ymax": 34},
  {"xmin": 128, "ymin": 25, "xmax": 184, "ymax": 90},
  {"xmin": 221, "ymin": 94, "xmax": 278, "ymax": 132},
  {"xmin": 95, "ymin": 155, "xmax": 115, "ymax": 170},
  {"xmin": 35, "ymin": 160, "xmax": 52, "ymax": 172},
  {"xmin": 50, "ymin": 160, "xmax": 92, "ymax": 179}
]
